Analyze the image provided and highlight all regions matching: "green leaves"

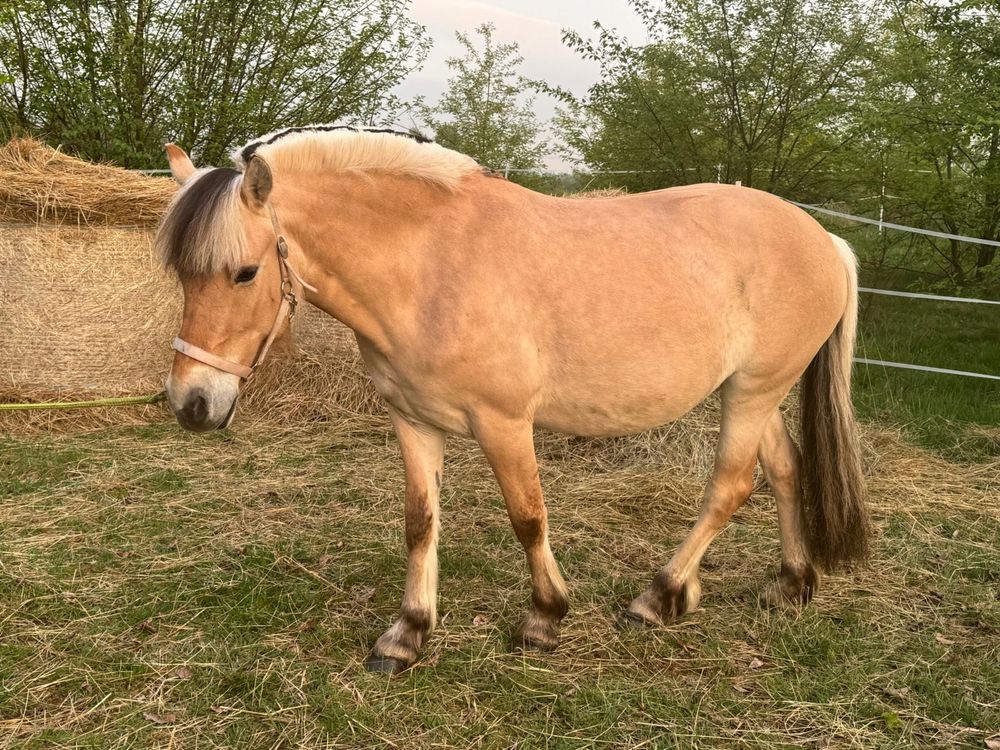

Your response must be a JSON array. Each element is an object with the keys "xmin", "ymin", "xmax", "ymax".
[
  {"xmin": 416, "ymin": 23, "xmax": 547, "ymax": 173},
  {"xmin": 559, "ymin": 0, "xmax": 872, "ymax": 194},
  {"xmin": 556, "ymin": 0, "xmax": 999, "ymax": 290},
  {"xmin": 0, "ymin": 0, "xmax": 429, "ymax": 167}
]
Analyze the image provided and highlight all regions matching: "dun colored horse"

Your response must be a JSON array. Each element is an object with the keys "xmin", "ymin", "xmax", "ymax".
[{"xmin": 158, "ymin": 126, "xmax": 868, "ymax": 673}]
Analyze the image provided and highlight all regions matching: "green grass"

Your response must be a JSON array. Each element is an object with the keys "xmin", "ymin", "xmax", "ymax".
[
  {"xmin": 1, "ymin": 418, "xmax": 997, "ymax": 749},
  {"xmin": 853, "ymin": 287, "xmax": 999, "ymax": 461}
]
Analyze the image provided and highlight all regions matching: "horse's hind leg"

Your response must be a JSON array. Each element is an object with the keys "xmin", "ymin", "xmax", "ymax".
[
  {"xmin": 367, "ymin": 408, "xmax": 445, "ymax": 673},
  {"xmin": 474, "ymin": 415, "xmax": 569, "ymax": 651},
  {"xmin": 625, "ymin": 381, "xmax": 785, "ymax": 625},
  {"xmin": 757, "ymin": 409, "xmax": 818, "ymax": 607}
]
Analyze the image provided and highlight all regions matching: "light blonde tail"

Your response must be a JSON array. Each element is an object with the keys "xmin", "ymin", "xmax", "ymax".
[{"xmin": 800, "ymin": 234, "xmax": 870, "ymax": 570}]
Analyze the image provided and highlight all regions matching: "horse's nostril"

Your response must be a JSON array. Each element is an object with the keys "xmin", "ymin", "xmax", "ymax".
[
  {"xmin": 191, "ymin": 393, "xmax": 208, "ymax": 422},
  {"xmin": 186, "ymin": 389, "xmax": 208, "ymax": 424}
]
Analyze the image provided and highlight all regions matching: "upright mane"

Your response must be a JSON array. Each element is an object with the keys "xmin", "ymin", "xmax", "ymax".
[
  {"xmin": 234, "ymin": 125, "xmax": 480, "ymax": 191},
  {"xmin": 158, "ymin": 126, "xmax": 481, "ymax": 277}
]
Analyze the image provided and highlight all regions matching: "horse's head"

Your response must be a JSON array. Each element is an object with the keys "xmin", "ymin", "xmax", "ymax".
[{"xmin": 156, "ymin": 144, "xmax": 303, "ymax": 432}]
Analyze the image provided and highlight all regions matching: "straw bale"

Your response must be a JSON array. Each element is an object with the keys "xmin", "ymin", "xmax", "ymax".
[
  {"xmin": 0, "ymin": 224, "xmax": 179, "ymax": 398},
  {"xmin": 0, "ymin": 136, "xmax": 384, "ymax": 426},
  {"xmin": 0, "ymin": 138, "xmax": 177, "ymax": 226}
]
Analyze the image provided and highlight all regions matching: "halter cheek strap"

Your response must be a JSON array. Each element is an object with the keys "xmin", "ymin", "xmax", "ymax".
[{"xmin": 171, "ymin": 205, "xmax": 317, "ymax": 381}]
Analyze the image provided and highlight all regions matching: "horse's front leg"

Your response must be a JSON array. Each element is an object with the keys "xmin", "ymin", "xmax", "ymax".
[
  {"xmin": 366, "ymin": 408, "xmax": 445, "ymax": 674},
  {"xmin": 474, "ymin": 415, "xmax": 569, "ymax": 651}
]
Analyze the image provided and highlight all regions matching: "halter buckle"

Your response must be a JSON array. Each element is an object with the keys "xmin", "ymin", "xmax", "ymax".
[{"xmin": 281, "ymin": 278, "xmax": 298, "ymax": 320}]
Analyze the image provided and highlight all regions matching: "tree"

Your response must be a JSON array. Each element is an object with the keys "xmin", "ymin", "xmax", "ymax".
[
  {"xmin": 417, "ymin": 23, "xmax": 546, "ymax": 173},
  {"xmin": 553, "ymin": 0, "xmax": 874, "ymax": 196},
  {"xmin": 851, "ymin": 0, "xmax": 1000, "ymax": 286},
  {"xmin": 0, "ymin": 0, "xmax": 429, "ymax": 167},
  {"xmin": 554, "ymin": 0, "xmax": 999, "ymax": 291}
]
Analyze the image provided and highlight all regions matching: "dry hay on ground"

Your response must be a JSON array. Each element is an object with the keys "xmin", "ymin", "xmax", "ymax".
[{"xmin": 0, "ymin": 406, "xmax": 996, "ymax": 748}]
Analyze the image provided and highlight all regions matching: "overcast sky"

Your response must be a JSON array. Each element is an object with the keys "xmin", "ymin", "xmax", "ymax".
[{"xmin": 394, "ymin": 0, "xmax": 650, "ymax": 169}]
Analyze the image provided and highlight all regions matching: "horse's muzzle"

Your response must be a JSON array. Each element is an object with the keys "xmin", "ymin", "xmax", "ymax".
[{"xmin": 166, "ymin": 371, "xmax": 240, "ymax": 432}]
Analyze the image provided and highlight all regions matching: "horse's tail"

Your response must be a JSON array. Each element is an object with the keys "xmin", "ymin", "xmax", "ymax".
[{"xmin": 800, "ymin": 233, "xmax": 870, "ymax": 571}]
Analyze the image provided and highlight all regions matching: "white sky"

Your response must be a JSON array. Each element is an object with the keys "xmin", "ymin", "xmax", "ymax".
[{"xmin": 394, "ymin": 0, "xmax": 649, "ymax": 169}]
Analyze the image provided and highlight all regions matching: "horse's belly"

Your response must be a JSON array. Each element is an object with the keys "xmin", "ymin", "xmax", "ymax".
[
  {"xmin": 535, "ymin": 400, "xmax": 694, "ymax": 437},
  {"xmin": 534, "ymin": 366, "xmax": 724, "ymax": 437}
]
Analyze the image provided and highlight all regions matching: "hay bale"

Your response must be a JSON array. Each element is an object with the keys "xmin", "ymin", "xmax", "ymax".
[
  {"xmin": 0, "ymin": 221, "xmax": 380, "ymax": 420},
  {"xmin": 0, "ymin": 225, "xmax": 180, "ymax": 398},
  {"xmin": 0, "ymin": 138, "xmax": 177, "ymax": 226}
]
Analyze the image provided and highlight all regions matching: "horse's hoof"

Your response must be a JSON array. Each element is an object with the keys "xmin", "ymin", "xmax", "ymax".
[
  {"xmin": 759, "ymin": 564, "xmax": 818, "ymax": 610},
  {"xmin": 616, "ymin": 609, "xmax": 659, "ymax": 630},
  {"xmin": 512, "ymin": 635, "xmax": 558, "ymax": 653},
  {"xmin": 661, "ymin": 581, "xmax": 691, "ymax": 620},
  {"xmin": 365, "ymin": 653, "xmax": 409, "ymax": 674},
  {"xmin": 511, "ymin": 626, "xmax": 559, "ymax": 653},
  {"xmin": 758, "ymin": 583, "xmax": 810, "ymax": 610}
]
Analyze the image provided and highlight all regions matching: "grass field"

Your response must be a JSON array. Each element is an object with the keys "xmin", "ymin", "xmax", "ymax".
[
  {"xmin": 2, "ymin": 404, "xmax": 998, "ymax": 748},
  {"xmin": 853, "ymin": 290, "xmax": 1000, "ymax": 462}
]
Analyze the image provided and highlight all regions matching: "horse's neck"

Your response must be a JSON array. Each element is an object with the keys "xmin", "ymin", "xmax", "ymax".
[{"xmin": 281, "ymin": 173, "xmax": 457, "ymax": 353}]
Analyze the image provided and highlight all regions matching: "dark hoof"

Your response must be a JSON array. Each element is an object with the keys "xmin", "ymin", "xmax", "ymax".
[
  {"xmin": 511, "ymin": 623, "xmax": 559, "ymax": 653},
  {"xmin": 759, "ymin": 563, "xmax": 818, "ymax": 609},
  {"xmin": 512, "ymin": 635, "xmax": 558, "ymax": 653},
  {"xmin": 616, "ymin": 610, "xmax": 658, "ymax": 630},
  {"xmin": 758, "ymin": 586, "xmax": 812, "ymax": 610},
  {"xmin": 661, "ymin": 582, "xmax": 690, "ymax": 621},
  {"xmin": 758, "ymin": 589, "xmax": 785, "ymax": 610},
  {"xmin": 365, "ymin": 653, "xmax": 409, "ymax": 674}
]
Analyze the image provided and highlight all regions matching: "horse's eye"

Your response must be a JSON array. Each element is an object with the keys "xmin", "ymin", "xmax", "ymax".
[{"xmin": 234, "ymin": 266, "xmax": 258, "ymax": 284}]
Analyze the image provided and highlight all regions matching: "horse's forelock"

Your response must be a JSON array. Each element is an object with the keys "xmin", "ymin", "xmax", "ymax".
[{"xmin": 156, "ymin": 167, "xmax": 246, "ymax": 278}]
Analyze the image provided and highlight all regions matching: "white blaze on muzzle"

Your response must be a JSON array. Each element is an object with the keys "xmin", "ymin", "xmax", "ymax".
[{"xmin": 171, "ymin": 204, "xmax": 317, "ymax": 382}]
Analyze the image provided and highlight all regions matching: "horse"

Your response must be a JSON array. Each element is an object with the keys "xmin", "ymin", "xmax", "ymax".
[{"xmin": 157, "ymin": 125, "xmax": 868, "ymax": 673}]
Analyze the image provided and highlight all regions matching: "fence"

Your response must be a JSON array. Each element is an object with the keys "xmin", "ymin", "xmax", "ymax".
[{"xmin": 787, "ymin": 200, "xmax": 999, "ymax": 382}]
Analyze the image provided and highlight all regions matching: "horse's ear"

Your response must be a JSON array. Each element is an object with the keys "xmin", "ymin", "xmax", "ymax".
[
  {"xmin": 241, "ymin": 156, "xmax": 272, "ymax": 210},
  {"xmin": 164, "ymin": 143, "xmax": 195, "ymax": 184}
]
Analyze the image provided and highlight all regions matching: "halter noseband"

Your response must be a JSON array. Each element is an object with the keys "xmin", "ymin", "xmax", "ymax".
[{"xmin": 171, "ymin": 205, "xmax": 317, "ymax": 381}]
